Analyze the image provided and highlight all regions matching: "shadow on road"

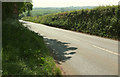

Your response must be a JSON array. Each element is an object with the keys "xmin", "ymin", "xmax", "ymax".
[{"xmin": 44, "ymin": 37, "xmax": 77, "ymax": 64}]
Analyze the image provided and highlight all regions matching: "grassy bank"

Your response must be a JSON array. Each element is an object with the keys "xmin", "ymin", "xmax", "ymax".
[
  {"xmin": 2, "ymin": 19, "xmax": 61, "ymax": 76},
  {"xmin": 22, "ymin": 5, "xmax": 120, "ymax": 40}
]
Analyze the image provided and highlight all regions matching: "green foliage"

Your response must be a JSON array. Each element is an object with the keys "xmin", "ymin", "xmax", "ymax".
[
  {"xmin": 2, "ymin": 2, "xmax": 33, "ymax": 20},
  {"xmin": 25, "ymin": 2, "xmax": 33, "ymax": 16},
  {"xmin": 22, "ymin": 5, "xmax": 120, "ymax": 40},
  {"xmin": 2, "ymin": 19, "xmax": 61, "ymax": 76}
]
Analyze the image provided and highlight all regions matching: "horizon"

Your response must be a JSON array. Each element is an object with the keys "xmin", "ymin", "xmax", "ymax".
[{"xmin": 33, "ymin": 6, "xmax": 97, "ymax": 8}]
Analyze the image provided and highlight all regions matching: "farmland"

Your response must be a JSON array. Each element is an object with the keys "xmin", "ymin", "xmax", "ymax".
[{"xmin": 28, "ymin": 6, "xmax": 96, "ymax": 16}]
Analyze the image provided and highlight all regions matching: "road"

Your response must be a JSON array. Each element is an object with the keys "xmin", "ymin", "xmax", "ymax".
[{"xmin": 20, "ymin": 20, "xmax": 119, "ymax": 75}]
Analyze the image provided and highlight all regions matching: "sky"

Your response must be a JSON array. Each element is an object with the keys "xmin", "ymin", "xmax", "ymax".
[{"xmin": 33, "ymin": 0, "xmax": 120, "ymax": 7}]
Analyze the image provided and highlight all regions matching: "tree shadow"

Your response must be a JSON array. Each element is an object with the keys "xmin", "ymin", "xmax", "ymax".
[{"xmin": 44, "ymin": 37, "xmax": 77, "ymax": 64}]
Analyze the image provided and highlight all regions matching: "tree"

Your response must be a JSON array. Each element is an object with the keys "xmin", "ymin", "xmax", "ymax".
[
  {"xmin": 25, "ymin": 2, "xmax": 33, "ymax": 16},
  {"xmin": 2, "ymin": 2, "xmax": 33, "ymax": 20}
]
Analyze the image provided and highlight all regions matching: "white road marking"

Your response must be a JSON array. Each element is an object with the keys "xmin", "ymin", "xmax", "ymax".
[
  {"xmin": 92, "ymin": 45, "xmax": 119, "ymax": 56},
  {"xmin": 57, "ymin": 35, "xmax": 119, "ymax": 56},
  {"xmin": 23, "ymin": 21, "xmax": 119, "ymax": 56}
]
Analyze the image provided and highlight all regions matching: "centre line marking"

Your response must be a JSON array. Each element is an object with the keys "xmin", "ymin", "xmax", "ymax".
[{"xmin": 92, "ymin": 45, "xmax": 119, "ymax": 56}]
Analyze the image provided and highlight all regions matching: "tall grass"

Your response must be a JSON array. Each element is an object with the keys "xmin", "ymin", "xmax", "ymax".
[{"xmin": 2, "ymin": 19, "xmax": 61, "ymax": 76}]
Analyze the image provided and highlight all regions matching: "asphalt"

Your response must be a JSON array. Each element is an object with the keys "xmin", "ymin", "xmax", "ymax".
[{"xmin": 20, "ymin": 20, "xmax": 119, "ymax": 75}]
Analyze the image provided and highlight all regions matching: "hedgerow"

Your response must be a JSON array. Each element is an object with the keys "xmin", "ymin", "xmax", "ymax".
[{"xmin": 22, "ymin": 5, "xmax": 120, "ymax": 40}]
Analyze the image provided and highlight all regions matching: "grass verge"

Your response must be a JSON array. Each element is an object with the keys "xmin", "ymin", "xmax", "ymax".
[{"xmin": 2, "ymin": 19, "xmax": 61, "ymax": 76}]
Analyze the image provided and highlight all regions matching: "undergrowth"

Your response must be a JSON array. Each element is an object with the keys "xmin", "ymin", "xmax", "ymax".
[{"xmin": 2, "ymin": 19, "xmax": 61, "ymax": 76}]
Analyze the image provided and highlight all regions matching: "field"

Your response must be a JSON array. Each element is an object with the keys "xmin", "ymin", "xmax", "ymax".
[
  {"xmin": 22, "ymin": 5, "xmax": 120, "ymax": 40},
  {"xmin": 29, "ymin": 6, "xmax": 96, "ymax": 16}
]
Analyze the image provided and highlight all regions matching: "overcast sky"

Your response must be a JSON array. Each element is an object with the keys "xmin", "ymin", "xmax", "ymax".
[{"xmin": 33, "ymin": 0, "xmax": 119, "ymax": 7}]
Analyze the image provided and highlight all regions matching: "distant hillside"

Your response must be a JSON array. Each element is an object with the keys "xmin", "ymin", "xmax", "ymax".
[{"xmin": 31, "ymin": 6, "xmax": 96, "ymax": 16}]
